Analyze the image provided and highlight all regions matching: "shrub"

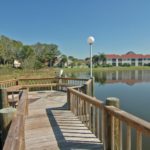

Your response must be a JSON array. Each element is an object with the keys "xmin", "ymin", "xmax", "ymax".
[{"xmin": 121, "ymin": 63, "xmax": 131, "ymax": 67}]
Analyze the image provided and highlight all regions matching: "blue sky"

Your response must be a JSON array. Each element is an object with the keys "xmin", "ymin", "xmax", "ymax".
[{"xmin": 0, "ymin": 0, "xmax": 150, "ymax": 58}]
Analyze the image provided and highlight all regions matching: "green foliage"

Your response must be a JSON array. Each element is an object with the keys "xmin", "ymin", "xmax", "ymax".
[
  {"xmin": 34, "ymin": 60, "xmax": 43, "ymax": 69},
  {"xmin": 120, "ymin": 63, "xmax": 131, "ymax": 67},
  {"xmin": 60, "ymin": 55, "xmax": 67, "ymax": 67},
  {"xmin": 0, "ymin": 35, "xmax": 61, "ymax": 69},
  {"xmin": 18, "ymin": 45, "xmax": 34, "ymax": 60},
  {"xmin": 101, "ymin": 64, "xmax": 113, "ymax": 67},
  {"xmin": 92, "ymin": 53, "xmax": 106, "ymax": 66}
]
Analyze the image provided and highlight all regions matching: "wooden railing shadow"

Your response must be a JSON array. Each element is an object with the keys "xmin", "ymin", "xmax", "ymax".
[{"xmin": 46, "ymin": 103, "xmax": 103, "ymax": 150}]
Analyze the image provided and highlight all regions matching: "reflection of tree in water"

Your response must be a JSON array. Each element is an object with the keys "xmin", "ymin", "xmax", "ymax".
[{"xmin": 94, "ymin": 72, "xmax": 107, "ymax": 85}]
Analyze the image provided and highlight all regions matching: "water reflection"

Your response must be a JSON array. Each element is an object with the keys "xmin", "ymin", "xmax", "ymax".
[{"xmin": 94, "ymin": 70, "xmax": 150, "ymax": 85}]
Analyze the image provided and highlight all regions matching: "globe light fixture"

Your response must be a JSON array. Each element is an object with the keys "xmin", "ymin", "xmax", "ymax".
[{"xmin": 87, "ymin": 36, "xmax": 95, "ymax": 78}]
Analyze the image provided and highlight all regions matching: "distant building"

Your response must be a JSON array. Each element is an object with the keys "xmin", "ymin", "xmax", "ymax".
[
  {"xmin": 13, "ymin": 60, "xmax": 21, "ymax": 68},
  {"xmin": 106, "ymin": 51, "xmax": 150, "ymax": 66}
]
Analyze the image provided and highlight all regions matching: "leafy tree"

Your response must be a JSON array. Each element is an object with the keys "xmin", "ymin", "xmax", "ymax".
[
  {"xmin": 0, "ymin": 35, "xmax": 61, "ymax": 69},
  {"xmin": 32, "ymin": 43, "xmax": 61, "ymax": 67},
  {"xmin": 60, "ymin": 55, "xmax": 67, "ymax": 67},
  {"xmin": 0, "ymin": 35, "xmax": 23, "ymax": 64},
  {"xmin": 18, "ymin": 45, "xmax": 34, "ymax": 60}
]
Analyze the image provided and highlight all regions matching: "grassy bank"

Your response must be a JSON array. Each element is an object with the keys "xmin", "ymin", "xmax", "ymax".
[
  {"xmin": 64, "ymin": 66, "xmax": 150, "ymax": 73},
  {"xmin": 0, "ymin": 67, "xmax": 59, "ymax": 81},
  {"xmin": 0, "ymin": 66, "xmax": 150, "ymax": 81}
]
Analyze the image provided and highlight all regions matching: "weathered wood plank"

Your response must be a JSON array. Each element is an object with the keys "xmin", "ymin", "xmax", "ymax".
[{"xmin": 25, "ymin": 91, "xmax": 103, "ymax": 150}]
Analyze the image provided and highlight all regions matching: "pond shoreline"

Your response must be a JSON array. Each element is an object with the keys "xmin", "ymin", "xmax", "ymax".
[{"xmin": 0, "ymin": 66, "xmax": 150, "ymax": 81}]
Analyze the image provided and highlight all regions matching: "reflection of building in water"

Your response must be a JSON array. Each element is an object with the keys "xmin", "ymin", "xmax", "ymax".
[
  {"xmin": 96, "ymin": 70, "xmax": 150, "ymax": 85},
  {"xmin": 106, "ymin": 51, "xmax": 150, "ymax": 66}
]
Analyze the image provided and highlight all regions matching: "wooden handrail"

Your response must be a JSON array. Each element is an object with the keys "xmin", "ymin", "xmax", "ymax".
[
  {"xmin": 19, "ymin": 77, "xmax": 88, "ymax": 81},
  {"xmin": 68, "ymin": 83, "xmax": 150, "ymax": 150},
  {"xmin": 68, "ymin": 87, "xmax": 104, "ymax": 108},
  {"xmin": 0, "ymin": 79, "xmax": 18, "ymax": 84},
  {"xmin": 3, "ymin": 89, "xmax": 28, "ymax": 150},
  {"xmin": 105, "ymin": 106, "xmax": 150, "ymax": 135}
]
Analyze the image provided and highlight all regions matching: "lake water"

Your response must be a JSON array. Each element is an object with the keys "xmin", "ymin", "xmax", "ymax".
[{"xmin": 67, "ymin": 70, "xmax": 150, "ymax": 149}]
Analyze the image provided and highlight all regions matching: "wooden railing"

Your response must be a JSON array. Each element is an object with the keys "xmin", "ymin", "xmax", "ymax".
[
  {"xmin": 67, "ymin": 87, "xmax": 105, "ymax": 142},
  {"xmin": 3, "ymin": 89, "xmax": 28, "ymax": 150},
  {"xmin": 1, "ymin": 77, "xmax": 89, "ymax": 149},
  {"xmin": 1, "ymin": 77, "xmax": 150, "ymax": 150},
  {"xmin": 17, "ymin": 77, "xmax": 87, "ymax": 91},
  {"xmin": 18, "ymin": 77, "xmax": 87, "ymax": 86},
  {"xmin": 0, "ymin": 79, "xmax": 18, "ymax": 88},
  {"xmin": 67, "ymin": 81, "xmax": 150, "ymax": 150},
  {"xmin": 104, "ymin": 106, "xmax": 150, "ymax": 150}
]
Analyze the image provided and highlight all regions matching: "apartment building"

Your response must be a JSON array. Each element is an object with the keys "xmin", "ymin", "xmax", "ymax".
[{"xmin": 106, "ymin": 51, "xmax": 150, "ymax": 66}]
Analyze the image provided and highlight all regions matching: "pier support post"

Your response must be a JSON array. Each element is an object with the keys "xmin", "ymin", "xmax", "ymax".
[
  {"xmin": 0, "ymin": 107, "xmax": 16, "ymax": 146},
  {"xmin": 105, "ymin": 97, "xmax": 121, "ymax": 150},
  {"xmin": 0, "ymin": 88, "xmax": 8, "ymax": 109}
]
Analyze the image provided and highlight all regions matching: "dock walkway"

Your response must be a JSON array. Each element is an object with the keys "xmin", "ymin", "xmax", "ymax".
[{"xmin": 25, "ymin": 91, "xmax": 103, "ymax": 150}]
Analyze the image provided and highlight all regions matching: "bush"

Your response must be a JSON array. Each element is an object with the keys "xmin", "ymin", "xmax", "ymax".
[
  {"xmin": 144, "ymin": 63, "xmax": 150, "ymax": 66},
  {"xmin": 121, "ymin": 63, "xmax": 131, "ymax": 67},
  {"xmin": 101, "ymin": 64, "xmax": 113, "ymax": 67},
  {"xmin": 34, "ymin": 60, "xmax": 43, "ymax": 69}
]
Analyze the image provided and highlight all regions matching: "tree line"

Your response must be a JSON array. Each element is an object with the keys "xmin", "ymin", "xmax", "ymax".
[
  {"xmin": 0, "ymin": 35, "xmax": 107, "ymax": 69},
  {"xmin": 0, "ymin": 35, "xmax": 65, "ymax": 69}
]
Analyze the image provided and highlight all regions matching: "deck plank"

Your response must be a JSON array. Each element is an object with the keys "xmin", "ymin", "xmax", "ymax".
[{"xmin": 25, "ymin": 91, "xmax": 103, "ymax": 150}]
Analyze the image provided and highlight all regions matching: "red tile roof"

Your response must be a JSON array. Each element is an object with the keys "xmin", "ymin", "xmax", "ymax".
[
  {"xmin": 106, "ymin": 53, "xmax": 150, "ymax": 59},
  {"xmin": 106, "ymin": 54, "xmax": 121, "ymax": 59}
]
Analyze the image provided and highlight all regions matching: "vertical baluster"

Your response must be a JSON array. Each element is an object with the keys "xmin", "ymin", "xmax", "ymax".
[
  {"xmin": 70, "ymin": 93, "xmax": 73, "ymax": 112},
  {"xmin": 97, "ymin": 108, "xmax": 100, "ymax": 139},
  {"xmin": 93, "ymin": 105, "xmax": 96, "ymax": 135},
  {"xmin": 101, "ymin": 107, "xmax": 105, "ymax": 143},
  {"xmin": 83, "ymin": 100, "xmax": 86, "ymax": 124},
  {"xmin": 73, "ymin": 93, "xmax": 75, "ymax": 114},
  {"xmin": 111, "ymin": 115, "xmax": 115, "ymax": 150},
  {"xmin": 87, "ymin": 102, "xmax": 90, "ymax": 128},
  {"xmin": 136, "ymin": 130, "xmax": 142, "ymax": 150},
  {"xmin": 119, "ymin": 120, "xmax": 122, "ymax": 150},
  {"xmin": 89, "ymin": 104, "xmax": 92, "ymax": 131},
  {"xmin": 78, "ymin": 97, "xmax": 81, "ymax": 120},
  {"xmin": 75, "ymin": 95, "xmax": 78, "ymax": 115},
  {"xmin": 126, "ymin": 125, "xmax": 131, "ymax": 150}
]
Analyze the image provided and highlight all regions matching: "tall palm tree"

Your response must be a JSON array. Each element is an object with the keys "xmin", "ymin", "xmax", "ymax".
[
  {"xmin": 92, "ymin": 55, "xmax": 99, "ymax": 65},
  {"xmin": 99, "ymin": 53, "xmax": 106, "ymax": 65},
  {"xmin": 60, "ymin": 55, "xmax": 67, "ymax": 67}
]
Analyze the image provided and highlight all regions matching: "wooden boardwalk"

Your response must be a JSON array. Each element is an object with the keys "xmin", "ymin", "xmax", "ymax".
[{"xmin": 25, "ymin": 91, "xmax": 103, "ymax": 150}]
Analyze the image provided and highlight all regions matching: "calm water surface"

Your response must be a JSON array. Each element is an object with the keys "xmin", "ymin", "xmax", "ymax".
[{"xmin": 67, "ymin": 70, "xmax": 150, "ymax": 149}]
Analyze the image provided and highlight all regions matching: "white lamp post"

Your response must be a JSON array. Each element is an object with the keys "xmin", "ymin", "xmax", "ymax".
[{"xmin": 87, "ymin": 36, "xmax": 95, "ymax": 78}]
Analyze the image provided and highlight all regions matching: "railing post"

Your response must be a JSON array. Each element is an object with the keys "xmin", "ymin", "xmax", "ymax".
[
  {"xmin": 16, "ymin": 80, "xmax": 19, "ymax": 86},
  {"xmin": 67, "ymin": 88, "xmax": 71, "ymax": 110},
  {"xmin": 0, "ymin": 107, "xmax": 16, "ymax": 146},
  {"xmin": 91, "ymin": 77, "xmax": 95, "ymax": 97},
  {"xmin": 105, "ymin": 97, "xmax": 121, "ymax": 150},
  {"xmin": 83, "ymin": 83, "xmax": 89, "ymax": 95},
  {"xmin": 0, "ymin": 88, "xmax": 8, "ymax": 109}
]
